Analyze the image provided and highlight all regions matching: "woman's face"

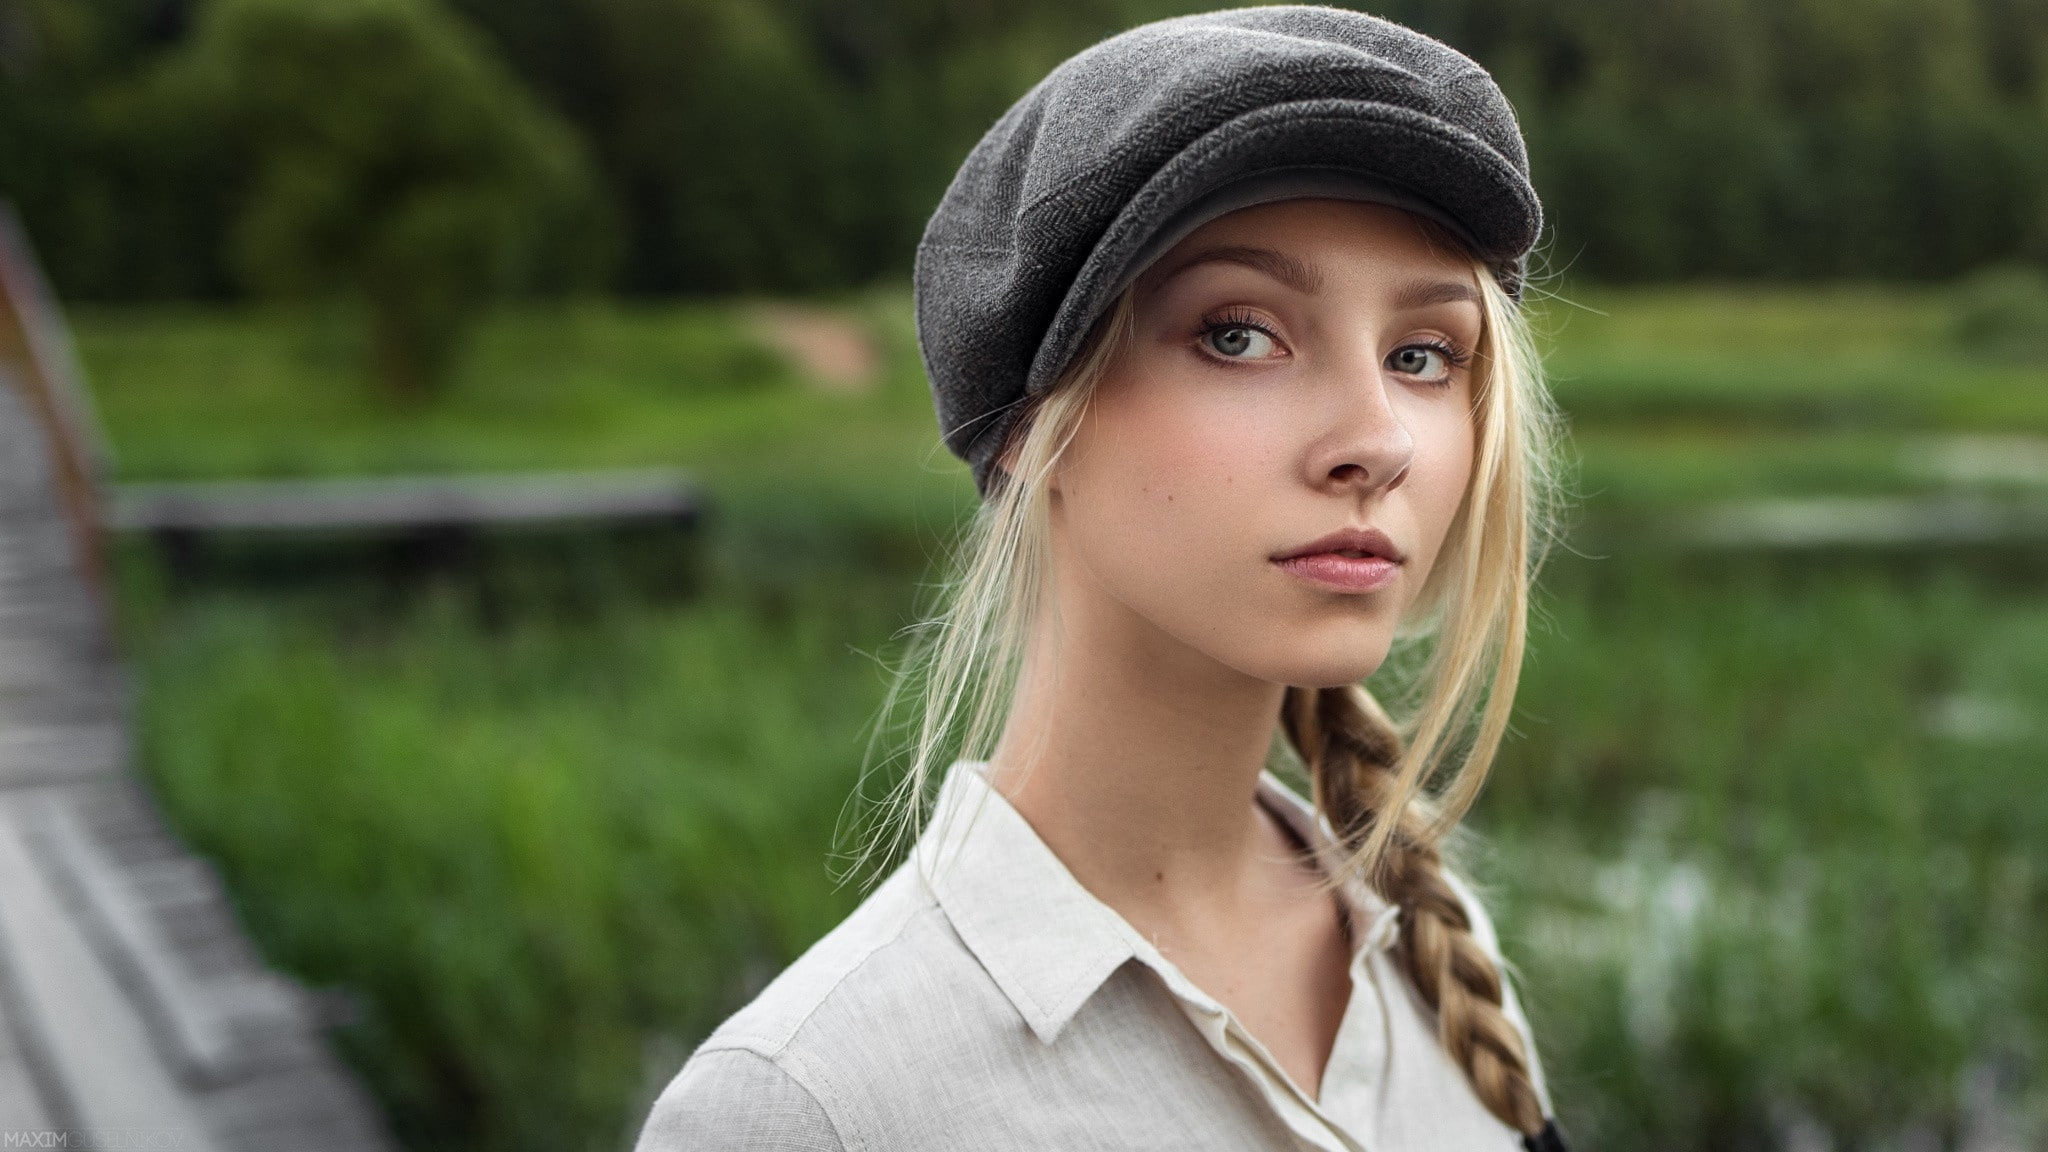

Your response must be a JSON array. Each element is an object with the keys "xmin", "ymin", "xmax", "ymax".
[{"xmin": 1045, "ymin": 198, "xmax": 1483, "ymax": 688}]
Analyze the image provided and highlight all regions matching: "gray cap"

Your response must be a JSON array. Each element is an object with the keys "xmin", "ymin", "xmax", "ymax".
[{"xmin": 912, "ymin": 4, "xmax": 1542, "ymax": 499}]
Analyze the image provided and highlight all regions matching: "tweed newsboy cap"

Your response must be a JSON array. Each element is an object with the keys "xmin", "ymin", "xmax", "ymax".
[{"xmin": 912, "ymin": 4, "xmax": 1542, "ymax": 499}]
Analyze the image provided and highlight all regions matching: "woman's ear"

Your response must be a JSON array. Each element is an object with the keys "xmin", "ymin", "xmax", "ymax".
[{"xmin": 997, "ymin": 435, "xmax": 1047, "ymax": 496}]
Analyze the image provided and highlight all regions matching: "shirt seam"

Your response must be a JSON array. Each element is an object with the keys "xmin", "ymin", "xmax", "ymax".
[
  {"xmin": 701, "ymin": 887, "xmax": 947, "ymax": 1059},
  {"xmin": 687, "ymin": 1045, "xmax": 854, "ymax": 1152}
]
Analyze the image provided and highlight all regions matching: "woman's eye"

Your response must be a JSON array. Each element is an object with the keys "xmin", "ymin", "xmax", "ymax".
[
  {"xmin": 1203, "ymin": 324, "xmax": 1279, "ymax": 360},
  {"xmin": 1387, "ymin": 343, "xmax": 1454, "ymax": 381}
]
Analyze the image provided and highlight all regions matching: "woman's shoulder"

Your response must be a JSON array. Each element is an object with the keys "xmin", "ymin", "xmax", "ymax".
[
  {"xmin": 631, "ymin": 860, "xmax": 1010, "ymax": 1151},
  {"xmin": 695, "ymin": 862, "xmax": 943, "ymax": 1050},
  {"xmin": 636, "ymin": 1046, "xmax": 845, "ymax": 1152}
]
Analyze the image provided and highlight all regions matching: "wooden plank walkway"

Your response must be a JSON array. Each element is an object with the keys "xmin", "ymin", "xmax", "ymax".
[{"xmin": 0, "ymin": 208, "xmax": 395, "ymax": 1149}]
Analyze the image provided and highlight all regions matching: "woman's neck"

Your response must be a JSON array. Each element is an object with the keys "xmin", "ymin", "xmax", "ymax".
[{"xmin": 985, "ymin": 559, "xmax": 1297, "ymax": 938}]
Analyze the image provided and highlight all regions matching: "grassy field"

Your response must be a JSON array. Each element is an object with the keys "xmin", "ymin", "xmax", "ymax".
[{"xmin": 74, "ymin": 283, "xmax": 2048, "ymax": 1152}]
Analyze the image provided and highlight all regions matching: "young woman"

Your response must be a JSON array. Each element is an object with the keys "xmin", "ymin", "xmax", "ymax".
[{"xmin": 638, "ymin": 7, "xmax": 1571, "ymax": 1150}]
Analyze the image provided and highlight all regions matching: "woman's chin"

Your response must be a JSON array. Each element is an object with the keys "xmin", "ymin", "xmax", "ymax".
[
  {"xmin": 1283, "ymin": 664, "xmax": 1389, "ymax": 690},
  {"xmin": 1223, "ymin": 631, "xmax": 1393, "ymax": 691}
]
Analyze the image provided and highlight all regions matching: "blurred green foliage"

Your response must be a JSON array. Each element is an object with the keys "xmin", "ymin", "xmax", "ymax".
[
  {"xmin": 1950, "ymin": 263, "xmax": 2048, "ymax": 362},
  {"xmin": 3, "ymin": 0, "xmax": 2045, "ymax": 303}
]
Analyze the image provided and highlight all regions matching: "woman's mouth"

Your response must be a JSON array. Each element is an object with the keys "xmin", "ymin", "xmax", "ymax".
[
  {"xmin": 1274, "ymin": 549, "xmax": 1401, "ymax": 592},
  {"xmin": 1271, "ymin": 527, "xmax": 1406, "ymax": 592}
]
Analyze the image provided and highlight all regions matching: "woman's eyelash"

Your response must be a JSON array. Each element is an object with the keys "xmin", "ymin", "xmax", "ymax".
[
  {"xmin": 1405, "ymin": 336, "xmax": 1474, "ymax": 368},
  {"xmin": 1196, "ymin": 308, "xmax": 1275, "ymax": 337},
  {"xmin": 1194, "ymin": 309, "xmax": 1280, "ymax": 349},
  {"xmin": 1190, "ymin": 314, "xmax": 1473, "ymax": 370}
]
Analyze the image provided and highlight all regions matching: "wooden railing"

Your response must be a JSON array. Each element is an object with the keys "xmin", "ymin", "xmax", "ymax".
[{"xmin": 0, "ymin": 203, "xmax": 115, "ymax": 622}]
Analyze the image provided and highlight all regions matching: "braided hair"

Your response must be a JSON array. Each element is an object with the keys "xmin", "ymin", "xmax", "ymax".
[{"xmin": 1282, "ymin": 683, "xmax": 1549, "ymax": 1137}]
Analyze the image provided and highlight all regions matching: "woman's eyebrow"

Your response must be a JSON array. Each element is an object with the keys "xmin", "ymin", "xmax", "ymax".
[
  {"xmin": 1154, "ymin": 245, "xmax": 1325, "ymax": 295},
  {"xmin": 1392, "ymin": 278, "xmax": 1482, "ymax": 310},
  {"xmin": 1151, "ymin": 250, "xmax": 1481, "ymax": 313}
]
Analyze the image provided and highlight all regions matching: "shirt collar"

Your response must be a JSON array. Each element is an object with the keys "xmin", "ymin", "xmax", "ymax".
[{"xmin": 913, "ymin": 760, "xmax": 1398, "ymax": 1046}]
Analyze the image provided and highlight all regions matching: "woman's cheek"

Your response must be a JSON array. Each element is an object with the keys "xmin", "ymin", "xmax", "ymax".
[
  {"xmin": 1065, "ymin": 387, "xmax": 1255, "ymax": 594},
  {"xmin": 1119, "ymin": 396, "xmax": 1281, "ymax": 531},
  {"xmin": 1398, "ymin": 398, "xmax": 1477, "ymax": 577}
]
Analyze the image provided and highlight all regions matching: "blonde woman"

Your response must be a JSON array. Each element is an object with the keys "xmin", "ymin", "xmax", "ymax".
[{"xmin": 637, "ymin": 6, "xmax": 1571, "ymax": 1150}]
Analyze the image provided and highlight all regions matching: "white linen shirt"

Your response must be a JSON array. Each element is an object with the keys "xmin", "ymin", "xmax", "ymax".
[{"xmin": 635, "ymin": 759, "xmax": 1552, "ymax": 1151}]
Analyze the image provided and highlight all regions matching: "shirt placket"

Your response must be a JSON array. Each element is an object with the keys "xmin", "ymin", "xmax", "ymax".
[
  {"xmin": 1313, "ymin": 906, "xmax": 1402, "ymax": 1145},
  {"xmin": 1176, "ymin": 993, "xmax": 1366, "ymax": 1152},
  {"xmin": 1133, "ymin": 795, "xmax": 1408, "ymax": 1152},
  {"xmin": 1132, "ymin": 906, "xmax": 1397, "ymax": 1152}
]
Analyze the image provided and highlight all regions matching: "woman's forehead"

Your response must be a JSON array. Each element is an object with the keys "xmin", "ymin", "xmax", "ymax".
[{"xmin": 1140, "ymin": 199, "xmax": 1481, "ymax": 298}]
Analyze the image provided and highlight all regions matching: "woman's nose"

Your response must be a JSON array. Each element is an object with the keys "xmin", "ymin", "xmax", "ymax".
[{"xmin": 1306, "ymin": 367, "xmax": 1415, "ymax": 495}]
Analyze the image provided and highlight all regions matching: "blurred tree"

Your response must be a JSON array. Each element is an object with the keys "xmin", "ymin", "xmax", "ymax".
[
  {"xmin": 152, "ymin": 0, "xmax": 611, "ymax": 397},
  {"xmin": 0, "ymin": 0, "xmax": 237, "ymax": 299},
  {"xmin": 4, "ymin": 0, "xmax": 2044, "ymax": 296},
  {"xmin": 448, "ymin": 0, "xmax": 1125, "ymax": 294}
]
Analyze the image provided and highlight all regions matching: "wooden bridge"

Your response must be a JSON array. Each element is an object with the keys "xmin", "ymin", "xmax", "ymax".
[{"xmin": 0, "ymin": 206, "xmax": 397, "ymax": 1148}]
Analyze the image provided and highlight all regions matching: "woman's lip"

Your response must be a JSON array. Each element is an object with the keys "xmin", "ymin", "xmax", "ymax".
[
  {"xmin": 1272, "ymin": 527, "xmax": 1406, "ymax": 564},
  {"xmin": 1275, "ymin": 553, "xmax": 1401, "ymax": 592}
]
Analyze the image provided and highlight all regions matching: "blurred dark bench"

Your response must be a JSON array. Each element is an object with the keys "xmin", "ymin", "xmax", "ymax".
[{"xmin": 105, "ymin": 469, "xmax": 702, "ymax": 535}]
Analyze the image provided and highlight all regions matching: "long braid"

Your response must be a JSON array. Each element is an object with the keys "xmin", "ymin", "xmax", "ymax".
[{"xmin": 1282, "ymin": 683, "xmax": 1548, "ymax": 1138}]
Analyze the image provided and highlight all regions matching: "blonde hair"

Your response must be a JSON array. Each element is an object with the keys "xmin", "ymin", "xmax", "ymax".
[{"xmin": 844, "ymin": 237, "xmax": 1570, "ymax": 1137}]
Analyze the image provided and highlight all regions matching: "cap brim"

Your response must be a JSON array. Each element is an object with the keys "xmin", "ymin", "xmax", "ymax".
[{"xmin": 1106, "ymin": 167, "xmax": 1489, "ymax": 304}]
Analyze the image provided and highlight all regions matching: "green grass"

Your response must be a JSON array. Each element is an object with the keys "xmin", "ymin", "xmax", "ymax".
[
  {"xmin": 76, "ymin": 289, "xmax": 969, "ymax": 514},
  {"xmin": 74, "ymin": 283, "xmax": 2048, "ymax": 1152},
  {"xmin": 1534, "ymin": 283, "xmax": 2048, "ymax": 433},
  {"xmin": 116, "ymin": 540, "xmax": 908, "ymax": 1152},
  {"xmin": 1480, "ymin": 556, "xmax": 2048, "ymax": 1148}
]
